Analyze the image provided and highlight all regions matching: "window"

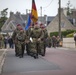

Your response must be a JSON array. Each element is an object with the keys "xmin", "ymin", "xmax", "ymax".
[
  {"xmin": 73, "ymin": 18, "xmax": 76, "ymax": 26},
  {"xmin": 10, "ymin": 25, "xmax": 13, "ymax": 29},
  {"xmin": 61, "ymin": 22, "xmax": 65, "ymax": 28}
]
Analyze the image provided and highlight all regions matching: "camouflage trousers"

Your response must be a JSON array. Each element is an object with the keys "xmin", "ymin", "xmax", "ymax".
[
  {"xmin": 29, "ymin": 40, "xmax": 45, "ymax": 55},
  {"xmin": 17, "ymin": 41, "xmax": 25, "ymax": 56},
  {"xmin": 0, "ymin": 41, "xmax": 4, "ymax": 48},
  {"xmin": 15, "ymin": 44, "xmax": 19, "ymax": 55},
  {"xmin": 14, "ymin": 40, "xmax": 19, "ymax": 55},
  {"xmin": 29, "ymin": 41, "xmax": 37, "ymax": 54},
  {"xmin": 38, "ymin": 41, "xmax": 45, "ymax": 55}
]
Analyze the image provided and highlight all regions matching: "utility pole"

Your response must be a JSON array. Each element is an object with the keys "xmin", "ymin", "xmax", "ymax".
[
  {"xmin": 26, "ymin": 9, "xmax": 28, "ymax": 14},
  {"xmin": 59, "ymin": 0, "xmax": 61, "ymax": 39},
  {"xmin": 40, "ymin": 6, "xmax": 42, "ymax": 23}
]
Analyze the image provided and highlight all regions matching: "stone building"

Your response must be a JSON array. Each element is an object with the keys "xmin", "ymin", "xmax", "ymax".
[
  {"xmin": 1, "ymin": 11, "xmax": 54, "ymax": 34},
  {"xmin": 46, "ymin": 11, "xmax": 76, "ymax": 35},
  {"xmin": 1, "ymin": 12, "xmax": 28, "ymax": 33}
]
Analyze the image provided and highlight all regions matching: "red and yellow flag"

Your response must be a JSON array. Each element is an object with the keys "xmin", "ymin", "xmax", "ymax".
[{"xmin": 31, "ymin": 0, "xmax": 38, "ymax": 23}]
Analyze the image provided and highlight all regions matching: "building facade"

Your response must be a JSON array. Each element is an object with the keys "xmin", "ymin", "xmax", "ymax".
[{"xmin": 46, "ymin": 11, "xmax": 76, "ymax": 35}]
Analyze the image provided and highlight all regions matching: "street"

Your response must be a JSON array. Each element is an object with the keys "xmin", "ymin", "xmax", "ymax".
[{"xmin": 1, "ymin": 47, "xmax": 76, "ymax": 75}]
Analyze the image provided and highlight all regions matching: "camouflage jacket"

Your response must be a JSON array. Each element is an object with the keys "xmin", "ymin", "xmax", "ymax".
[
  {"xmin": 12, "ymin": 28, "xmax": 20, "ymax": 40},
  {"xmin": 16, "ymin": 31, "xmax": 27, "ymax": 42},
  {"xmin": 30, "ymin": 27, "xmax": 44, "ymax": 41}
]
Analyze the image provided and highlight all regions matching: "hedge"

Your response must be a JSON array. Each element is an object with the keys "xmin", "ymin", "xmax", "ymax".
[{"xmin": 50, "ymin": 30, "xmax": 76, "ymax": 38}]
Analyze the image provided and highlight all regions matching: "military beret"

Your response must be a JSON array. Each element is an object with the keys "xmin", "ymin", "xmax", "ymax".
[
  {"xmin": 17, "ymin": 24, "xmax": 21, "ymax": 26},
  {"xmin": 40, "ymin": 23, "xmax": 43, "ymax": 26},
  {"xmin": 34, "ymin": 22, "xmax": 38, "ymax": 25},
  {"xmin": 20, "ymin": 27, "xmax": 23, "ymax": 30},
  {"xmin": 41, "ymin": 25, "xmax": 45, "ymax": 29}
]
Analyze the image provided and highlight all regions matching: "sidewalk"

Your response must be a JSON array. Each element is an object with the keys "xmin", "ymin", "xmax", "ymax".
[
  {"xmin": 56, "ymin": 47, "xmax": 76, "ymax": 50},
  {"xmin": 0, "ymin": 49, "xmax": 7, "ymax": 74}
]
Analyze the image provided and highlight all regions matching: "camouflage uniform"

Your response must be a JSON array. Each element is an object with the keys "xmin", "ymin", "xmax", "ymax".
[
  {"xmin": 56, "ymin": 36, "xmax": 60, "ymax": 47},
  {"xmin": 51, "ymin": 36, "xmax": 57, "ymax": 48},
  {"xmin": 47, "ymin": 36, "xmax": 52, "ymax": 47},
  {"xmin": 16, "ymin": 29, "xmax": 27, "ymax": 58},
  {"xmin": 12, "ymin": 25, "xmax": 21, "ymax": 56},
  {"xmin": 30, "ymin": 24, "xmax": 44, "ymax": 58},
  {"xmin": 0, "ymin": 34, "xmax": 4, "ymax": 48},
  {"xmin": 26, "ymin": 26, "xmax": 34, "ymax": 55},
  {"xmin": 40, "ymin": 26, "xmax": 48, "ymax": 56}
]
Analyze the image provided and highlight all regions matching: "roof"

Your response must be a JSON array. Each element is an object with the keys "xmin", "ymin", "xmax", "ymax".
[
  {"xmin": 1, "ymin": 12, "xmax": 27, "ymax": 32},
  {"xmin": 47, "ymin": 16, "xmax": 55, "ymax": 22},
  {"xmin": 46, "ymin": 12, "xmax": 76, "ymax": 34},
  {"xmin": 21, "ymin": 14, "xmax": 28, "ymax": 21}
]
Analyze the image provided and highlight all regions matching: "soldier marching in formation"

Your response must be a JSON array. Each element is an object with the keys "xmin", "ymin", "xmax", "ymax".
[
  {"xmin": 29, "ymin": 23, "xmax": 44, "ymax": 58},
  {"xmin": 16, "ymin": 27, "xmax": 27, "ymax": 58},
  {"xmin": 40, "ymin": 24, "xmax": 48, "ymax": 56},
  {"xmin": 12, "ymin": 23, "xmax": 48, "ymax": 59},
  {"xmin": 12, "ymin": 24, "xmax": 22, "ymax": 57}
]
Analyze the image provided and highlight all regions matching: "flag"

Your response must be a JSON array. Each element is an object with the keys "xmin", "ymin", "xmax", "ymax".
[
  {"xmin": 25, "ymin": 14, "xmax": 31, "ymax": 30},
  {"xmin": 31, "ymin": 0, "xmax": 38, "ymax": 23}
]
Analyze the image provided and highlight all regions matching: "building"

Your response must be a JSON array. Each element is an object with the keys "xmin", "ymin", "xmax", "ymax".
[
  {"xmin": 38, "ymin": 15, "xmax": 54, "ymax": 26},
  {"xmin": 1, "ymin": 12, "xmax": 28, "ymax": 33},
  {"xmin": 62, "ymin": 8, "xmax": 76, "ymax": 26},
  {"xmin": 1, "ymin": 12, "xmax": 54, "ymax": 34},
  {"xmin": 46, "ymin": 11, "xmax": 76, "ymax": 35},
  {"xmin": 2, "ymin": 8, "xmax": 76, "ymax": 35}
]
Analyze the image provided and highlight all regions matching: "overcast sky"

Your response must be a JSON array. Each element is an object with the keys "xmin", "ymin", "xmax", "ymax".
[{"xmin": 0, "ymin": 0, "xmax": 76, "ymax": 17}]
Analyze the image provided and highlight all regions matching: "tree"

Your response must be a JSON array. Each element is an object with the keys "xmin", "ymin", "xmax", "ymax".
[
  {"xmin": 0, "ymin": 8, "xmax": 8, "ymax": 31},
  {"xmin": 67, "ymin": 0, "xmax": 72, "ymax": 16},
  {"xmin": 1, "ymin": 8, "xmax": 8, "ymax": 17}
]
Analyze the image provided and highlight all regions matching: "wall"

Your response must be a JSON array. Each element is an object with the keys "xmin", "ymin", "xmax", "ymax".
[{"xmin": 63, "ymin": 38, "xmax": 75, "ymax": 48}]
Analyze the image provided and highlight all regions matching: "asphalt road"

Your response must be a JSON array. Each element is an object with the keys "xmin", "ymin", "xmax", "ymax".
[{"xmin": 1, "ymin": 47, "xmax": 76, "ymax": 75}]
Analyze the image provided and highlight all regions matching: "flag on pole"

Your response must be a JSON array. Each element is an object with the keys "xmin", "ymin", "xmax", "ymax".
[
  {"xmin": 31, "ymin": 0, "xmax": 38, "ymax": 23},
  {"xmin": 25, "ymin": 14, "xmax": 31, "ymax": 30}
]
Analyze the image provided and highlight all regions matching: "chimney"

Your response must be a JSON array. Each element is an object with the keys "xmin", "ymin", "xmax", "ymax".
[
  {"xmin": 44, "ymin": 15, "xmax": 47, "ymax": 26},
  {"xmin": 72, "ymin": 10, "xmax": 76, "ymax": 18},
  {"xmin": 16, "ymin": 11, "xmax": 20, "ymax": 15},
  {"xmin": 26, "ymin": 9, "xmax": 28, "ymax": 14},
  {"xmin": 9, "ymin": 11, "xmax": 14, "ymax": 20},
  {"xmin": 58, "ymin": 8, "xmax": 68, "ymax": 17},
  {"xmin": 10, "ymin": 12, "xmax": 14, "ymax": 16}
]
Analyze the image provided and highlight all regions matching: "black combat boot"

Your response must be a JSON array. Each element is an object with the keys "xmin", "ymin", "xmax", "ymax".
[
  {"xmin": 33, "ymin": 54, "xmax": 38, "ymax": 59},
  {"xmin": 19, "ymin": 55, "xmax": 23, "ymax": 58},
  {"xmin": 15, "ymin": 53, "xmax": 19, "ymax": 57}
]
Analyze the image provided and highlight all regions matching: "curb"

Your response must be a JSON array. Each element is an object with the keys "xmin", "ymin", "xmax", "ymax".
[
  {"xmin": 0, "ymin": 49, "xmax": 7, "ymax": 74},
  {"xmin": 56, "ymin": 47, "xmax": 76, "ymax": 50}
]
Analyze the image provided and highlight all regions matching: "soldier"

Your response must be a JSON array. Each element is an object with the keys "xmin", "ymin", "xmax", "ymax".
[
  {"xmin": 56, "ymin": 36, "xmax": 60, "ymax": 47},
  {"xmin": 73, "ymin": 32, "xmax": 76, "ymax": 47},
  {"xmin": 46, "ymin": 35, "xmax": 52, "ymax": 47},
  {"xmin": 30, "ymin": 23, "xmax": 44, "ymax": 59},
  {"xmin": 51, "ymin": 36, "xmax": 57, "ymax": 48},
  {"xmin": 26, "ymin": 24, "xmax": 34, "ymax": 55},
  {"xmin": 40, "ymin": 25, "xmax": 48, "ymax": 56},
  {"xmin": 0, "ymin": 34, "xmax": 4, "ymax": 49},
  {"xmin": 16, "ymin": 28, "xmax": 27, "ymax": 58},
  {"xmin": 12, "ymin": 24, "xmax": 21, "ymax": 57}
]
